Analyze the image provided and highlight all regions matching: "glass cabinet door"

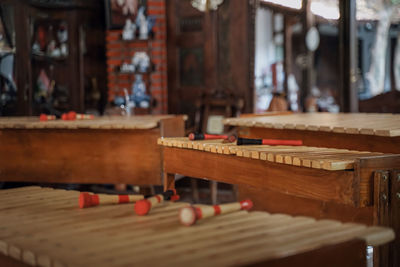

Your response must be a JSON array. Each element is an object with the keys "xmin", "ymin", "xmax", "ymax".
[{"xmin": 0, "ymin": 3, "xmax": 17, "ymax": 116}]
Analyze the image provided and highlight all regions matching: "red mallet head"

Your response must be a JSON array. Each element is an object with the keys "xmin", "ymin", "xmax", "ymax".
[
  {"xmin": 79, "ymin": 192, "xmax": 93, "ymax": 208},
  {"xmin": 227, "ymin": 135, "xmax": 237, "ymax": 143},
  {"xmin": 240, "ymin": 199, "xmax": 253, "ymax": 210},
  {"xmin": 40, "ymin": 114, "xmax": 56, "ymax": 121},
  {"xmin": 134, "ymin": 199, "xmax": 152, "ymax": 215},
  {"xmin": 61, "ymin": 113, "xmax": 68, "ymax": 120},
  {"xmin": 39, "ymin": 114, "xmax": 48, "ymax": 121},
  {"xmin": 67, "ymin": 111, "xmax": 77, "ymax": 120},
  {"xmin": 179, "ymin": 206, "xmax": 199, "ymax": 226},
  {"xmin": 188, "ymin": 133, "xmax": 195, "ymax": 140},
  {"xmin": 79, "ymin": 192, "xmax": 100, "ymax": 208},
  {"xmin": 170, "ymin": 194, "xmax": 180, "ymax": 202}
]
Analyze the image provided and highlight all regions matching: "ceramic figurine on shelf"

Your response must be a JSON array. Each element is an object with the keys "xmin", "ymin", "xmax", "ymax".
[
  {"xmin": 136, "ymin": 7, "xmax": 148, "ymax": 40},
  {"xmin": 122, "ymin": 19, "xmax": 136, "ymax": 40},
  {"xmin": 136, "ymin": 6, "xmax": 156, "ymax": 40},
  {"xmin": 120, "ymin": 62, "xmax": 135, "ymax": 73},
  {"xmin": 57, "ymin": 22, "xmax": 68, "ymax": 57},
  {"xmin": 132, "ymin": 52, "xmax": 150, "ymax": 73},
  {"xmin": 123, "ymin": 88, "xmax": 135, "ymax": 116},
  {"xmin": 32, "ymin": 41, "xmax": 41, "ymax": 54},
  {"xmin": 117, "ymin": 0, "xmax": 138, "ymax": 16},
  {"xmin": 131, "ymin": 74, "xmax": 150, "ymax": 108},
  {"xmin": 57, "ymin": 22, "xmax": 68, "ymax": 43}
]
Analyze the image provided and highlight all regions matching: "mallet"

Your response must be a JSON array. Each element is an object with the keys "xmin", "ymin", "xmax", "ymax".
[
  {"xmin": 134, "ymin": 190, "xmax": 180, "ymax": 216},
  {"xmin": 179, "ymin": 199, "xmax": 253, "ymax": 226},
  {"xmin": 79, "ymin": 192, "xmax": 144, "ymax": 208},
  {"xmin": 237, "ymin": 137, "xmax": 302, "ymax": 146},
  {"xmin": 39, "ymin": 114, "xmax": 56, "ymax": 121},
  {"xmin": 62, "ymin": 111, "xmax": 94, "ymax": 121},
  {"xmin": 189, "ymin": 133, "xmax": 236, "ymax": 142}
]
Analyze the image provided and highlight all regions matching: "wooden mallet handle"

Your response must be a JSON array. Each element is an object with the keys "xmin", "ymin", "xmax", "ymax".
[
  {"xmin": 79, "ymin": 192, "xmax": 144, "ymax": 208},
  {"xmin": 179, "ymin": 199, "xmax": 253, "ymax": 226},
  {"xmin": 237, "ymin": 137, "xmax": 302, "ymax": 146},
  {"xmin": 134, "ymin": 190, "xmax": 179, "ymax": 216},
  {"xmin": 189, "ymin": 133, "xmax": 236, "ymax": 142}
]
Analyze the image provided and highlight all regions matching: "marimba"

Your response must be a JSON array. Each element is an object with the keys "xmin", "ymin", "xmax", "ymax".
[
  {"xmin": 159, "ymin": 137, "xmax": 400, "ymax": 266},
  {"xmin": 224, "ymin": 113, "xmax": 400, "ymax": 153},
  {"xmin": 0, "ymin": 187, "xmax": 395, "ymax": 267},
  {"xmin": 224, "ymin": 112, "xmax": 400, "ymax": 265},
  {"xmin": 0, "ymin": 115, "xmax": 184, "ymax": 185}
]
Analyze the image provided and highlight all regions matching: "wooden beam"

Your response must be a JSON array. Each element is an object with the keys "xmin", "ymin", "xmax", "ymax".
[
  {"xmin": 339, "ymin": 0, "xmax": 358, "ymax": 112},
  {"xmin": 283, "ymin": 16, "xmax": 293, "ymax": 96},
  {"xmin": 300, "ymin": 0, "xmax": 314, "ymax": 111}
]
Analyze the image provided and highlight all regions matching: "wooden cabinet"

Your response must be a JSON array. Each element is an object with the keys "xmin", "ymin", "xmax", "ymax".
[
  {"xmin": 166, "ymin": 0, "xmax": 255, "ymax": 127},
  {"xmin": 0, "ymin": 0, "xmax": 106, "ymax": 116}
]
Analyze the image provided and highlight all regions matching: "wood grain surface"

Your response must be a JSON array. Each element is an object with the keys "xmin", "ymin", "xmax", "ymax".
[
  {"xmin": 0, "ymin": 116, "xmax": 185, "ymax": 185},
  {"xmin": 224, "ymin": 113, "xmax": 400, "ymax": 137},
  {"xmin": 0, "ymin": 187, "xmax": 394, "ymax": 267}
]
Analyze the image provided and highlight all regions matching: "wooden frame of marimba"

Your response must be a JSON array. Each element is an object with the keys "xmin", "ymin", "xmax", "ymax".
[
  {"xmin": 0, "ymin": 115, "xmax": 185, "ymax": 185},
  {"xmin": 160, "ymin": 138, "xmax": 400, "ymax": 267}
]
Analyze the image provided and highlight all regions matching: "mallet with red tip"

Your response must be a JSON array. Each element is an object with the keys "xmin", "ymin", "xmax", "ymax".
[
  {"xmin": 189, "ymin": 133, "xmax": 236, "ymax": 142},
  {"xmin": 237, "ymin": 137, "xmax": 303, "ymax": 146},
  {"xmin": 62, "ymin": 111, "xmax": 94, "ymax": 121},
  {"xmin": 179, "ymin": 199, "xmax": 253, "ymax": 226},
  {"xmin": 79, "ymin": 192, "xmax": 144, "ymax": 208},
  {"xmin": 134, "ymin": 190, "xmax": 180, "ymax": 216},
  {"xmin": 39, "ymin": 114, "xmax": 56, "ymax": 121}
]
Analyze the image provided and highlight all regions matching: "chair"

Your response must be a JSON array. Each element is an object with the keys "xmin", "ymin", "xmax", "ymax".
[{"xmin": 191, "ymin": 90, "xmax": 243, "ymax": 204}]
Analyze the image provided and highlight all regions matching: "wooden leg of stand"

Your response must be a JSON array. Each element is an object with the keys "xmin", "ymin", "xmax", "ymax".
[
  {"xmin": 163, "ymin": 173, "xmax": 175, "ymax": 191},
  {"xmin": 373, "ymin": 171, "xmax": 390, "ymax": 267},
  {"xmin": 211, "ymin": 180, "xmax": 217, "ymax": 205},
  {"xmin": 114, "ymin": 183, "xmax": 127, "ymax": 191},
  {"xmin": 191, "ymin": 179, "xmax": 200, "ymax": 203}
]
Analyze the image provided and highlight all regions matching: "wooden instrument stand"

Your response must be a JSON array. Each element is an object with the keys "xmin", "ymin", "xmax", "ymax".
[{"xmin": 160, "ymin": 138, "xmax": 400, "ymax": 267}]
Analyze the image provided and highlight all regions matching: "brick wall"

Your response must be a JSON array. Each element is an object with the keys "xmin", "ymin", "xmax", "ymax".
[{"xmin": 106, "ymin": 0, "xmax": 168, "ymax": 114}]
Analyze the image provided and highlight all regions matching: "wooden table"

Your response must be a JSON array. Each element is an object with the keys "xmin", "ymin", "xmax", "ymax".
[
  {"xmin": 159, "ymin": 138, "xmax": 400, "ymax": 266},
  {"xmin": 0, "ymin": 115, "xmax": 185, "ymax": 185},
  {"xmin": 0, "ymin": 186, "xmax": 395, "ymax": 267}
]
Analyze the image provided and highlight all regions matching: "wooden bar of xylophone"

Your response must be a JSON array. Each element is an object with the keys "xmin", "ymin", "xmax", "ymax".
[
  {"xmin": 0, "ymin": 115, "xmax": 185, "ymax": 185},
  {"xmin": 159, "ymin": 137, "xmax": 400, "ymax": 266},
  {"xmin": 0, "ymin": 187, "xmax": 395, "ymax": 267}
]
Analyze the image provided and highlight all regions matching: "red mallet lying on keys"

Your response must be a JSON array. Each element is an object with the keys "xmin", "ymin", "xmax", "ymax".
[
  {"xmin": 79, "ymin": 192, "xmax": 144, "ymax": 208},
  {"xmin": 189, "ymin": 133, "xmax": 236, "ymax": 142},
  {"xmin": 62, "ymin": 111, "xmax": 94, "ymax": 121},
  {"xmin": 237, "ymin": 137, "xmax": 303, "ymax": 146},
  {"xmin": 39, "ymin": 114, "xmax": 56, "ymax": 121},
  {"xmin": 134, "ymin": 190, "xmax": 180, "ymax": 216},
  {"xmin": 179, "ymin": 199, "xmax": 253, "ymax": 226}
]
